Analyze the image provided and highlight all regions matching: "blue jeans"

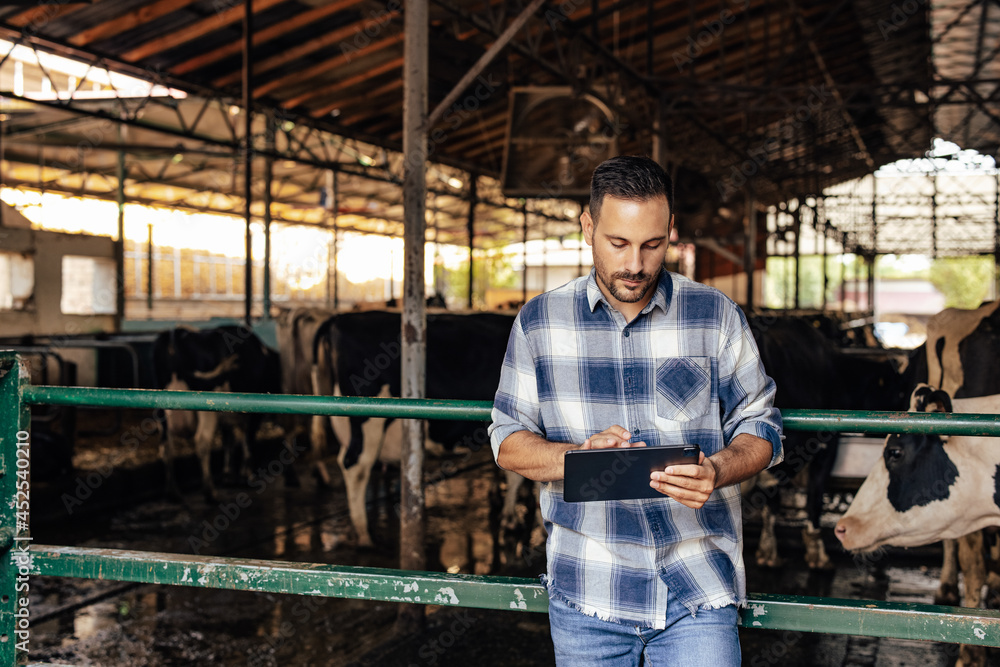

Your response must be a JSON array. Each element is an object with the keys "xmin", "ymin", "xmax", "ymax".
[{"xmin": 547, "ymin": 590, "xmax": 741, "ymax": 666}]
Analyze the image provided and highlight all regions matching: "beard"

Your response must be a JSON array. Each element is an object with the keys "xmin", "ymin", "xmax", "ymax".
[{"xmin": 594, "ymin": 255, "xmax": 660, "ymax": 304}]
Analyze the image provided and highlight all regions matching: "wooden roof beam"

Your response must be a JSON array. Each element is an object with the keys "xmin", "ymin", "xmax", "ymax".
[
  {"xmin": 254, "ymin": 31, "xmax": 405, "ymax": 99},
  {"xmin": 336, "ymin": 80, "xmax": 404, "ymax": 126},
  {"xmin": 362, "ymin": 114, "xmax": 404, "ymax": 138},
  {"xmin": 122, "ymin": 0, "xmax": 290, "ymax": 62},
  {"xmin": 302, "ymin": 56, "xmax": 405, "ymax": 115},
  {"xmin": 6, "ymin": 3, "xmax": 85, "ymax": 29},
  {"xmin": 454, "ymin": 126, "xmax": 507, "ymax": 160},
  {"xmin": 70, "ymin": 0, "xmax": 201, "ymax": 46},
  {"xmin": 214, "ymin": 15, "xmax": 400, "ymax": 89},
  {"xmin": 441, "ymin": 115, "xmax": 507, "ymax": 153},
  {"xmin": 173, "ymin": 0, "xmax": 365, "ymax": 76}
]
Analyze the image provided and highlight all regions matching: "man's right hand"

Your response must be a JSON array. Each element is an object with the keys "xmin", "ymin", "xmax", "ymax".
[{"xmin": 581, "ymin": 425, "xmax": 646, "ymax": 449}]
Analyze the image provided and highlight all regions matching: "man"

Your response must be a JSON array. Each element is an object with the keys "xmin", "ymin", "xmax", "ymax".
[{"xmin": 489, "ymin": 155, "xmax": 782, "ymax": 665}]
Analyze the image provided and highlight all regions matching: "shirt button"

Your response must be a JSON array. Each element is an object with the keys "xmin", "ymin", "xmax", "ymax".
[{"xmin": 624, "ymin": 330, "xmax": 630, "ymax": 337}]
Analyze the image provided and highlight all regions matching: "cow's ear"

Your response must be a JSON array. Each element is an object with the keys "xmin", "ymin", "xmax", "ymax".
[
  {"xmin": 909, "ymin": 383, "xmax": 935, "ymax": 411},
  {"xmin": 923, "ymin": 390, "xmax": 953, "ymax": 413}
]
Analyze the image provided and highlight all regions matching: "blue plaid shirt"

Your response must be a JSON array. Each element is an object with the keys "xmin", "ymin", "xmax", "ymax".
[{"xmin": 489, "ymin": 268, "xmax": 783, "ymax": 628}]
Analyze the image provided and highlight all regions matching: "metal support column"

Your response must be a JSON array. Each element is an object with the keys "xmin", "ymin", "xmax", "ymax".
[
  {"xmin": 744, "ymin": 186, "xmax": 756, "ymax": 309},
  {"xmin": 651, "ymin": 101, "xmax": 665, "ymax": 167},
  {"xmin": 853, "ymin": 248, "xmax": 860, "ymax": 312},
  {"xmin": 332, "ymin": 171, "xmax": 340, "ymax": 310},
  {"xmin": 994, "ymin": 172, "xmax": 999, "ymax": 299},
  {"xmin": 115, "ymin": 142, "xmax": 126, "ymax": 329},
  {"xmin": 931, "ymin": 171, "xmax": 939, "ymax": 260},
  {"xmin": 784, "ymin": 210, "xmax": 792, "ymax": 310},
  {"xmin": 541, "ymin": 220, "xmax": 547, "ymax": 294},
  {"xmin": 467, "ymin": 176, "xmax": 477, "ymax": 310},
  {"xmin": 326, "ymin": 237, "xmax": 334, "ymax": 307},
  {"xmin": 867, "ymin": 254, "xmax": 876, "ymax": 314},
  {"xmin": 840, "ymin": 232, "xmax": 847, "ymax": 313},
  {"xmin": 821, "ymin": 201, "xmax": 828, "ymax": 311},
  {"xmin": 400, "ymin": 0, "xmax": 428, "ymax": 633},
  {"xmin": 146, "ymin": 222, "xmax": 154, "ymax": 311},
  {"xmin": 522, "ymin": 202, "xmax": 529, "ymax": 305},
  {"xmin": 263, "ymin": 113, "xmax": 274, "ymax": 320},
  {"xmin": 793, "ymin": 201, "xmax": 801, "ymax": 310},
  {"xmin": 242, "ymin": 0, "xmax": 254, "ymax": 324},
  {"xmin": 869, "ymin": 175, "xmax": 877, "ymax": 314},
  {"xmin": 0, "ymin": 352, "xmax": 29, "ymax": 665}
]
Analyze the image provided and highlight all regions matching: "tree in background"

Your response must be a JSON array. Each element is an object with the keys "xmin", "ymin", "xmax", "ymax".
[
  {"xmin": 929, "ymin": 256, "xmax": 994, "ymax": 309},
  {"xmin": 765, "ymin": 256, "xmax": 848, "ymax": 309},
  {"xmin": 766, "ymin": 253, "xmax": 996, "ymax": 312},
  {"xmin": 442, "ymin": 248, "xmax": 518, "ymax": 308}
]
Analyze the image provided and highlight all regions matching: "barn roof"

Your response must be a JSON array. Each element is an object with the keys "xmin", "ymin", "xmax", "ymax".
[{"xmin": 0, "ymin": 0, "xmax": 992, "ymax": 249}]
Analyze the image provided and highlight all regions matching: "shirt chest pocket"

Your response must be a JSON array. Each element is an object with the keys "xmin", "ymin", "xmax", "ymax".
[{"xmin": 655, "ymin": 356, "xmax": 712, "ymax": 421}]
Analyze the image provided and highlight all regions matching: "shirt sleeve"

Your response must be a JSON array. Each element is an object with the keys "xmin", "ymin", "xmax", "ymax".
[
  {"xmin": 489, "ymin": 313, "xmax": 543, "ymax": 465},
  {"xmin": 717, "ymin": 302, "xmax": 784, "ymax": 468}
]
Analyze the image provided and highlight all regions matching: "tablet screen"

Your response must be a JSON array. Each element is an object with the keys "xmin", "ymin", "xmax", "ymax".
[{"xmin": 563, "ymin": 445, "xmax": 701, "ymax": 502}]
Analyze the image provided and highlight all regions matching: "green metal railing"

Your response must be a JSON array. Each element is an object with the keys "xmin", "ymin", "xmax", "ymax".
[{"xmin": 5, "ymin": 350, "xmax": 1000, "ymax": 665}]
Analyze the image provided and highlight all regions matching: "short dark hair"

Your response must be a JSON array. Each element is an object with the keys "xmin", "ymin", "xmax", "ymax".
[{"xmin": 589, "ymin": 155, "xmax": 674, "ymax": 223}]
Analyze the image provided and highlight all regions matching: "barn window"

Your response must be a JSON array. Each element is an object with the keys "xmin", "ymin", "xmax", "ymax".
[
  {"xmin": 60, "ymin": 255, "xmax": 117, "ymax": 315},
  {"xmin": 0, "ymin": 251, "xmax": 34, "ymax": 311}
]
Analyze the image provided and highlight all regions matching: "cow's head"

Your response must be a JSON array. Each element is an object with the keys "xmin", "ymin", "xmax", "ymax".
[{"xmin": 834, "ymin": 385, "xmax": 961, "ymax": 551}]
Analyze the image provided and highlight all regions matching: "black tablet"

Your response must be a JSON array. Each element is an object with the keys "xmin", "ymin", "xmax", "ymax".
[{"xmin": 563, "ymin": 444, "xmax": 701, "ymax": 502}]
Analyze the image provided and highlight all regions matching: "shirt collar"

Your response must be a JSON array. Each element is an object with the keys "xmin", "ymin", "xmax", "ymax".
[{"xmin": 585, "ymin": 267, "xmax": 673, "ymax": 316}]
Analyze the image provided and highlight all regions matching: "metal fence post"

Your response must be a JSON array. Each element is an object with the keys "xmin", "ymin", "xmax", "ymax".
[{"xmin": 0, "ymin": 351, "xmax": 29, "ymax": 665}]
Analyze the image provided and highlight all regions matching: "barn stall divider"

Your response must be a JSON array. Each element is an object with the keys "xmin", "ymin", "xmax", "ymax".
[{"xmin": 3, "ymin": 350, "xmax": 1000, "ymax": 665}]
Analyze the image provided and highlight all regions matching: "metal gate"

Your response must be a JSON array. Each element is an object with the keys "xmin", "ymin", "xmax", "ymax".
[{"xmin": 3, "ymin": 350, "xmax": 1000, "ymax": 666}]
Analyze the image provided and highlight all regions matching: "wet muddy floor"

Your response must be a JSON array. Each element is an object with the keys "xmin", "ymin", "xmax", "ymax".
[{"xmin": 24, "ymin": 410, "xmax": 1000, "ymax": 666}]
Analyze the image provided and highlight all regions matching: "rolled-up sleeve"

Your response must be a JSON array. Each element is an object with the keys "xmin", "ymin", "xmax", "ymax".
[
  {"xmin": 489, "ymin": 314, "xmax": 543, "ymax": 464},
  {"xmin": 717, "ymin": 304, "xmax": 783, "ymax": 468}
]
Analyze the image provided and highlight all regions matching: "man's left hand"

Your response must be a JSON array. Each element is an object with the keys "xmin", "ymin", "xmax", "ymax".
[{"xmin": 649, "ymin": 452, "xmax": 717, "ymax": 509}]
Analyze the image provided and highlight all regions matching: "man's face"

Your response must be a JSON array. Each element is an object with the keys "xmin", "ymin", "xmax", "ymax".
[{"xmin": 581, "ymin": 195, "xmax": 673, "ymax": 314}]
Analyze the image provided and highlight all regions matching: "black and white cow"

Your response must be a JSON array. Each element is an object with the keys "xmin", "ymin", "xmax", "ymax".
[
  {"xmin": 153, "ymin": 325, "xmax": 282, "ymax": 501},
  {"xmin": 835, "ymin": 384, "xmax": 1000, "ymax": 667},
  {"xmin": 927, "ymin": 301, "xmax": 1000, "ymax": 398},
  {"xmin": 835, "ymin": 385, "xmax": 1000, "ymax": 550},
  {"xmin": 312, "ymin": 310, "xmax": 514, "ymax": 547},
  {"xmin": 910, "ymin": 302, "xmax": 1000, "ymax": 607},
  {"xmin": 274, "ymin": 306, "xmax": 339, "ymax": 486},
  {"xmin": 743, "ymin": 315, "xmax": 909, "ymax": 569}
]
